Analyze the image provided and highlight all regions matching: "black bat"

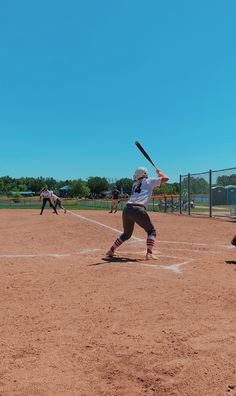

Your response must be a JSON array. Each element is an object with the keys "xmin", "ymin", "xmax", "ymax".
[{"xmin": 134, "ymin": 141, "xmax": 157, "ymax": 169}]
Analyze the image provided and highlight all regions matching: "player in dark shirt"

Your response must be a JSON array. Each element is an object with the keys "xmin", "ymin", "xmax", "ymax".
[{"xmin": 109, "ymin": 186, "xmax": 120, "ymax": 213}]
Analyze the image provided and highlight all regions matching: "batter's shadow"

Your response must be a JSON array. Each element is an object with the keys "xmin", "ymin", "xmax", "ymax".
[
  {"xmin": 225, "ymin": 260, "xmax": 236, "ymax": 265},
  {"xmin": 90, "ymin": 256, "xmax": 142, "ymax": 266}
]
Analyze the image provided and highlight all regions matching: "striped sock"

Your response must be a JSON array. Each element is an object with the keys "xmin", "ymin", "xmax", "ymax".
[
  {"xmin": 110, "ymin": 237, "xmax": 123, "ymax": 253},
  {"xmin": 146, "ymin": 235, "xmax": 155, "ymax": 254}
]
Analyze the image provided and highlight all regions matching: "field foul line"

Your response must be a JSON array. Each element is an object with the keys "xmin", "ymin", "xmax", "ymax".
[
  {"xmin": 68, "ymin": 211, "xmax": 209, "ymax": 247},
  {"xmin": 69, "ymin": 211, "xmax": 142, "ymax": 241}
]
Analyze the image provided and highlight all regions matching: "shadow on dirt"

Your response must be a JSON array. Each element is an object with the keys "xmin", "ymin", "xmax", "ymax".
[
  {"xmin": 225, "ymin": 260, "xmax": 236, "ymax": 265},
  {"xmin": 90, "ymin": 257, "xmax": 141, "ymax": 266}
]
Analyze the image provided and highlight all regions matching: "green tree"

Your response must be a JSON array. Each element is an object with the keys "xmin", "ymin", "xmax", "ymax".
[
  {"xmin": 115, "ymin": 178, "xmax": 133, "ymax": 195},
  {"xmin": 216, "ymin": 174, "xmax": 236, "ymax": 186},
  {"xmin": 87, "ymin": 177, "xmax": 109, "ymax": 195},
  {"xmin": 44, "ymin": 177, "xmax": 58, "ymax": 191},
  {"xmin": 27, "ymin": 177, "xmax": 47, "ymax": 193},
  {"xmin": 0, "ymin": 176, "xmax": 17, "ymax": 194},
  {"xmin": 181, "ymin": 177, "xmax": 209, "ymax": 194},
  {"xmin": 70, "ymin": 179, "xmax": 89, "ymax": 197},
  {"xmin": 153, "ymin": 182, "xmax": 180, "ymax": 195}
]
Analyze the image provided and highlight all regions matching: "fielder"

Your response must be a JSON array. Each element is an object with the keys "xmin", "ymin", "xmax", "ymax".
[
  {"xmin": 106, "ymin": 166, "xmax": 169, "ymax": 259},
  {"xmin": 51, "ymin": 193, "xmax": 67, "ymax": 213},
  {"xmin": 40, "ymin": 186, "xmax": 58, "ymax": 215},
  {"xmin": 109, "ymin": 186, "xmax": 120, "ymax": 213}
]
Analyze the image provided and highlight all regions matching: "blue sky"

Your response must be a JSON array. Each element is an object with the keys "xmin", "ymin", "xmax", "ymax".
[{"xmin": 0, "ymin": 0, "xmax": 235, "ymax": 183}]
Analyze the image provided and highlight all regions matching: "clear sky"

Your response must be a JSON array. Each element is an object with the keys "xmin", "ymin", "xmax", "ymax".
[{"xmin": 0, "ymin": 0, "xmax": 235, "ymax": 182}]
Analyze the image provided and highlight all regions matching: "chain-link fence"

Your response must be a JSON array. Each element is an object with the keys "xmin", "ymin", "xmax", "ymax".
[
  {"xmin": 1, "ymin": 167, "xmax": 235, "ymax": 219},
  {"xmin": 180, "ymin": 167, "xmax": 236, "ymax": 218}
]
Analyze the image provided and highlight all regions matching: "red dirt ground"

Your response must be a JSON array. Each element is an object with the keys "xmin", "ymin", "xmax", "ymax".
[{"xmin": 0, "ymin": 209, "xmax": 235, "ymax": 396}]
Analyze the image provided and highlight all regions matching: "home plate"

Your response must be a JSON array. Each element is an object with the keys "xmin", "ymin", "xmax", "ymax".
[{"xmin": 103, "ymin": 251, "xmax": 191, "ymax": 272}]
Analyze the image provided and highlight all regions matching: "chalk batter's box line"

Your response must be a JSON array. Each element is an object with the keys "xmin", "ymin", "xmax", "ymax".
[
  {"xmin": 66, "ymin": 211, "xmax": 195, "ymax": 272},
  {"xmin": 0, "ymin": 251, "xmax": 193, "ymax": 273},
  {"xmin": 0, "ymin": 249, "xmax": 102, "ymax": 259},
  {"xmin": 69, "ymin": 211, "xmax": 231, "ymax": 252}
]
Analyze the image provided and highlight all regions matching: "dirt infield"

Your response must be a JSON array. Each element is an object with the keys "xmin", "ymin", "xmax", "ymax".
[{"xmin": 0, "ymin": 209, "xmax": 235, "ymax": 396}]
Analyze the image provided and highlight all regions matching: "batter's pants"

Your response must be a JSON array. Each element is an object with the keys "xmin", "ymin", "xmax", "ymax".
[{"xmin": 120, "ymin": 204, "xmax": 156, "ymax": 241}]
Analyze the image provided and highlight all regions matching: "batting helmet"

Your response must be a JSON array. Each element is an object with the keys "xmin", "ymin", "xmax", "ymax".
[{"xmin": 133, "ymin": 167, "xmax": 148, "ymax": 181}]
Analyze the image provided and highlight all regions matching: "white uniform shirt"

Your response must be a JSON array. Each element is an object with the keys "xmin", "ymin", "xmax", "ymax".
[
  {"xmin": 40, "ymin": 190, "xmax": 53, "ymax": 199},
  {"xmin": 52, "ymin": 193, "xmax": 60, "ymax": 201},
  {"xmin": 128, "ymin": 178, "xmax": 161, "ymax": 208}
]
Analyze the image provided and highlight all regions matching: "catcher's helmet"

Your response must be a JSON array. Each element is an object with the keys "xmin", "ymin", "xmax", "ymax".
[{"xmin": 133, "ymin": 167, "xmax": 148, "ymax": 181}]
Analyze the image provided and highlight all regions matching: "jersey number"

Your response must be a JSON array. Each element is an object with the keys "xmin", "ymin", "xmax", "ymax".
[{"xmin": 134, "ymin": 182, "xmax": 142, "ymax": 194}]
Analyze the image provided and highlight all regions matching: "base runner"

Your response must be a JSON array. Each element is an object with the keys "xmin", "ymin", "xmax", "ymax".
[{"xmin": 106, "ymin": 166, "xmax": 169, "ymax": 259}]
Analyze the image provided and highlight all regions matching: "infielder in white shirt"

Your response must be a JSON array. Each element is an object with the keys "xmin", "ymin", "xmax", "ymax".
[
  {"xmin": 40, "ymin": 186, "xmax": 58, "ymax": 215},
  {"xmin": 51, "ymin": 193, "xmax": 67, "ymax": 213},
  {"xmin": 106, "ymin": 167, "xmax": 169, "ymax": 259}
]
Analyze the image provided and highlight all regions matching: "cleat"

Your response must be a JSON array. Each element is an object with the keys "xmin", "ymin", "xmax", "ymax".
[
  {"xmin": 146, "ymin": 253, "xmax": 158, "ymax": 260},
  {"xmin": 106, "ymin": 249, "xmax": 115, "ymax": 257}
]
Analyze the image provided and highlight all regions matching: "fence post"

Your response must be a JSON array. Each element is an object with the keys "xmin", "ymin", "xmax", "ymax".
[
  {"xmin": 179, "ymin": 175, "xmax": 182, "ymax": 214},
  {"xmin": 209, "ymin": 169, "xmax": 212, "ymax": 217},
  {"xmin": 188, "ymin": 173, "xmax": 191, "ymax": 215}
]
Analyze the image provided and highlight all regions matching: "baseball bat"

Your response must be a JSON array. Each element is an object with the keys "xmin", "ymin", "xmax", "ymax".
[{"xmin": 134, "ymin": 141, "xmax": 157, "ymax": 169}]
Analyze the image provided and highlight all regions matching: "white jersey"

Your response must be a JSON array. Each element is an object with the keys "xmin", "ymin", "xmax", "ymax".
[
  {"xmin": 128, "ymin": 178, "xmax": 161, "ymax": 208},
  {"xmin": 52, "ymin": 193, "xmax": 60, "ymax": 201},
  {"xmin": 40, "ymin": 190, "xmax": 53, "ymax": 199}
]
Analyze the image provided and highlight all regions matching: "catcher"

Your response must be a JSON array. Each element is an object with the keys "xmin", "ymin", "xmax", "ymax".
[
  {"xmin": 231, "ymin": 235, "xmax": 236, "ymax": 247},
  {"xmin": 106, "ymin": 166, "xmax": 169, "ymax": 260}
]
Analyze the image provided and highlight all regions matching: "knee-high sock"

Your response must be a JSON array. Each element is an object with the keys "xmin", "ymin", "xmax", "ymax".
[
  {"xmin": 146, "ymin": 235, "xmax": 156, "ymax": 254},
  {"xmin": 110, "ymin": 237, "xmax": 123, "ymax": 252}
]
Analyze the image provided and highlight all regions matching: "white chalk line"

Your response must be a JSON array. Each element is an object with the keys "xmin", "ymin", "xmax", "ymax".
[
  {"xmin": 68, "ymin": 211, "xmax": 206, "ymax": 246},
  {"xmin": 0, "ymin": 249, "xmax": 101, "ymax": 259},
  {"xmin": 69, "ymin": 211, "xmax": 142, "ymax": 241},
  {"xmin": 3, "ymin": 212, "xmax": 224, "ymax": 272},
  {"xmin": 138, "ymin": 261, "xmax": 191, "ymax": 273},
  {"xmin": 0, "ymin": 253, "xmax": 70, "ymax": 258},
  {"xmin": 0, "ymin": 249, "xmax": 193, "ymax": 273},
  {"xmin": 67, "ymin": 211, "xmax": 196, "ymax": 272},
  {"xmin": 116, "ymin": 250, "xmax": 194, "ymax": 273},
  {"xmin": 69, "ymin": 211, "xmax": 232, "ymax": 251}
]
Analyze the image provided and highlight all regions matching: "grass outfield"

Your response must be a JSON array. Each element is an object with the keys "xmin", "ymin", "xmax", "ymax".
[{"xmin": 0, "ymin": 196, "xmax": 234, "ymax": 218}]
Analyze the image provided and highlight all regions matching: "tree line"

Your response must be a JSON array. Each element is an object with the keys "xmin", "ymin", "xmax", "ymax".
[
  {"xmin": 181, "ymin": 174, "xmax": 236, "ymax": 195},
  {"xmin": 1, "ymin": 173, "xmax": 234, "ymax": 198},
  {"xmin": 0, "ymin": 175, "xmax": 180, "ymax": 198}
]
